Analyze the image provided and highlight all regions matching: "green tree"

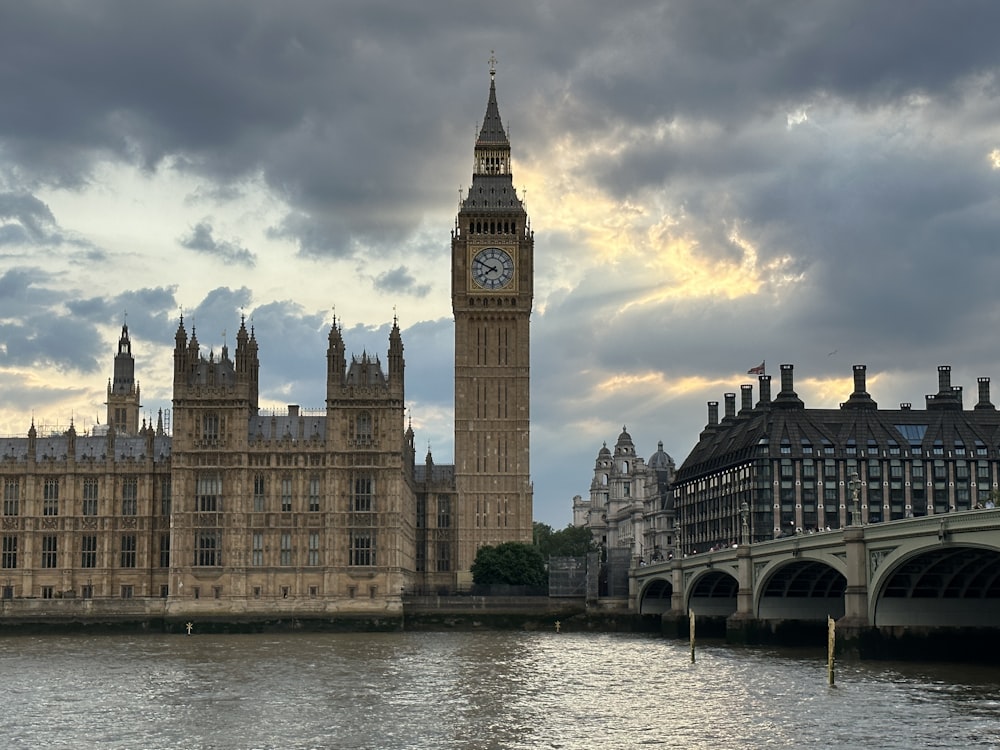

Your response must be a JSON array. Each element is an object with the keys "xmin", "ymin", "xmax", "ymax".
[
  {"xmin": 532, "ymin": 521, "xmax": 553, "ymax": 551},
  {"xmin": 533, "ymin": 521, "xmax": 596, "ymax": 558},
  {"xmin": 470, "ymin": 542, "xmax": 547, "ymax": 587}
]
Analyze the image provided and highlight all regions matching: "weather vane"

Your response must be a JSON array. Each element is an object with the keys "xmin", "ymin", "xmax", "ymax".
[{"xmin": 489, "ymin": 51, "xmax": 497, "ymax": 79}]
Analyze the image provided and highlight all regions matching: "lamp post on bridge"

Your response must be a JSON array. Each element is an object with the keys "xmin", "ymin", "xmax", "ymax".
[
  {"xmin": 740, "ymin": 501, "xmax": 750, "ymax": 546},
  {"xmin": 849, "ymin": 471, "xmax": 862, "ymax": 526},
  {"xmin": 673, "ymin": 523, "xmax": 682, "ymax": 559}
]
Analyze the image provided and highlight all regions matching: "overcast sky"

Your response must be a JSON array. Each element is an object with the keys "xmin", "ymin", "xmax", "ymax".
[{"xmin": 2, "ymin": 2, "xmax": 999, "ymax": 527}]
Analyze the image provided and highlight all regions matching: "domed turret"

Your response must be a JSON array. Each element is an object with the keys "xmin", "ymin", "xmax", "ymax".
[
  {"xmin": 648, "ymin": 441, "xmax": 675, "ymax": 473},
  {"xmin": 614, "ymin": 426, "xmax": 634, "ymax": 456}
]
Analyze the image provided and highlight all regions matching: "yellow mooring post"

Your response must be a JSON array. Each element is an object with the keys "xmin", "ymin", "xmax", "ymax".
[
  {"xmin": 827, "ymin": 616, "xmax": 836, "ymax": 687},
  {"xmin": 689, "ymin": 609, "xmax": 696, "ymax": 663}
]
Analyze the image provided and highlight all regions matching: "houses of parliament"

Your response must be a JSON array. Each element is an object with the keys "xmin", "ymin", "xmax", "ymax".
[{"xmin": 0, "ymin": 68, "xmax": 534, "ymax": 621}]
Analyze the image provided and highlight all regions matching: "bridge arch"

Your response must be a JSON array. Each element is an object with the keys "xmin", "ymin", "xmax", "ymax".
[
  {"xmin": 686, "ymin": 567, "xmax": 739, "ymax": 618},
  {"xmin": 637, "ymin": 576, "xmax": 673, "ymax": 615},
  {"xmin": 871, "ymin": 543, "xmax": 1000, "ymax": 627},
  {"xmin": 755, "ymin": 556, "xmax": 846, "ymax": 621}
]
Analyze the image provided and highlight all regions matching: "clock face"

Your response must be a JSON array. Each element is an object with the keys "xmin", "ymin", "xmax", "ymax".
[{"xmin": 471, "ymin": 247, "xmax": 514, "ymax": 290}]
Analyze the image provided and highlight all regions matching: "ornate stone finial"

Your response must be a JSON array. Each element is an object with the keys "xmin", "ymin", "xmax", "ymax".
[{"xmin": 489, "ymin": 50, "xmax": 497, "ymax": 79}]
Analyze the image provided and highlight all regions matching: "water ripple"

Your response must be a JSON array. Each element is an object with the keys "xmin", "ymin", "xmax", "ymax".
[{"xmin": 1, "ymin": 632, "xmax": 998, "ymax": 749}]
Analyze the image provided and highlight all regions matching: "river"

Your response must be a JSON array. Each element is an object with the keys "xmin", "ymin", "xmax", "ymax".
[{"xmin": 2, "ymin": 631, "xmax": 998, "ymax": 749}]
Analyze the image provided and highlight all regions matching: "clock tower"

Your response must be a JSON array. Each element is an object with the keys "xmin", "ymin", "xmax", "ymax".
[{"xmin": 452, "ymin": 58, "xmax": 534, "ymax": 586}]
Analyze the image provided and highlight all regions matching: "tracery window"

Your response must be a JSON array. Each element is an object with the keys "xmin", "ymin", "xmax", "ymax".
[{"xmin": 350, "ymin": 532, "xmax": 375, "ymax": 566}]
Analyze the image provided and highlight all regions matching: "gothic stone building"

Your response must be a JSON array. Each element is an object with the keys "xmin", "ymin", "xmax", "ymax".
[
  {"xmin": 675, "ymin": 363, "xmax": 1000, "ymax": 554},
  {"xmin": 0, "ymin": 68, "xmax": 533, "ymax": 619}
]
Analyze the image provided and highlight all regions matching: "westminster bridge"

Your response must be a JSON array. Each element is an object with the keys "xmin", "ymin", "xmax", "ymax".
[{"xmin": 631, "ymin": 508, "xmax": 1000, "ymax": 639}]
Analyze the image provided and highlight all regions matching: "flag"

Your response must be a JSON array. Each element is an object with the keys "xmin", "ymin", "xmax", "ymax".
[{"xmin": 747, "ymin": 361, "xmax": 765, "ymax": 376}]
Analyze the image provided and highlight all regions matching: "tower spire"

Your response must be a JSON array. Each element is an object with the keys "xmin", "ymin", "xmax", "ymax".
[
  {"xmin": 476, "ymin": 58, "xmax": 510, "ymax": 155},
  {"xmin": 107, "ymin": 318, "xmax": 140, "ymax": 434}
]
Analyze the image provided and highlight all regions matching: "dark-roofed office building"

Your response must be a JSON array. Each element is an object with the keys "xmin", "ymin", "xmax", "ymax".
[{"xmin": 674, "ymin": 364, "xmax": 1000, "ymax": 554}]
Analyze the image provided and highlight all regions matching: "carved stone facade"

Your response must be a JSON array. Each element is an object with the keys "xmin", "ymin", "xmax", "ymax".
[
  {"xmin": 573, "ymin": 427, "xmax": 676, "ymax": 563},
  {"xmin": 451, "ymin": 62, "xmax": 534, "ymax": 586},
  {"xmin": 0, "ymin": 69, "xmax": 532, "ymax": 616}
]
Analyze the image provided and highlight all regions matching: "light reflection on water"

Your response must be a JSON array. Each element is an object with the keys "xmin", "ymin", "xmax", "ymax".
[{"xmin": 1, "ymin": 632, "xmax": 998, "ymax": 749}]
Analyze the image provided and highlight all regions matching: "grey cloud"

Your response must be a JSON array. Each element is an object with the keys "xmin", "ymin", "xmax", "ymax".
[
  {"xmin": 0, "ymin": 312, "xmax": 102, "ymax": 373},
  {"xmin": 372, "ymin": 266, "xmax": 431, "ymax": 298},
  {"xmin": 180, "ymin": 222, "xmax": 256, "ymax": 267},
  {"xmin": 0, "ymin": 193, "xmax": 60, "ymax": 246}
]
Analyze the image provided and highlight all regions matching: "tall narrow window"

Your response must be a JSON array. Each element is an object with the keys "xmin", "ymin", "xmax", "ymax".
[
  {"xmin": 81, "ymin": 535, "xmax": 97, "ymax": 568},
  {"xmin": 197, "ymin": 474, "xmax": 221, "ymax": 513},
  {"xmin": 280, "ymin": 533, "xmax": 292, "ymax": 565},
  {"xmin": 43, "ymin": 479, "xmax": 59, "ymax": 516},
  {"xmin": 120, "ymin": 535, "xmax": 137, "ymax": 568},
  {"xmin": 159, "ymin": 534, "xmax": 170, "ymax": 568},
  {"xmin": 476, "ymin": 326, "xmax": 488, "ymax": 365},
  {"xmin": 308, "ymin": 532, "xmax": 320, "ymax": 566},
  {"xmin": 160, "ymin": 477, "xmax": 172, "ymax": 516},
  {"xmin": 121, "ymin": 478, "xmax": 137, "ymax": 516},
  {"xmin": 356, "ymin": 412, "xmax": 372, "ymax": 443},
  {"xmin": 437, "ymin": 496, "xmax": 451, "ymax": 528},
  {"xmin": 82, "ymin": 478, "xmax": 99, "ymax": 516},
  {"xmin": 281, "ymin": 477, "xmax": 292, "ymax": 512},
  {"xmin": 308, "ymin": 475, "xmax": 320, "ymax": 512},
  {"xmin": 1, "ymin": 535, "xmax": 17, "ymax": 569},
  {"xmin": 202, "ymin": 413, "xmax": 220, "ymax": 441},
  {"xmin": 253, "ymin": 474, "xmax": 266, "ymax": 512},
  {"xmin": 353, "ymin": 475, "xmax": 373, "ymax": 512},
  {"xmin": 436, "ymin": 542, "xmax": 451, "ymax": 572},
  {"xmin": 252, "ymin": 533, "xmax": 264, "ymax": 566},
  {"xmin": 498, "ymin": 326, "xmax": 509, "ymax": 366},
  {"xmin": 41, "ymin": 535, "xmax": 57, "ymax": 568},
  {"xmin": 2, "ymin": 478, "xmax": 18, "ymax": 516}
]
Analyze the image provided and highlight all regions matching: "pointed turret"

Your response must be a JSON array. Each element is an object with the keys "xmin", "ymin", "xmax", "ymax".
[
  {"xmin": 106, "ymin": 320, "xmax": 141, "ymax": 434},
  {"xmin": 326, "ymin": 315, "xmax": 346, "ymax": 395},
  {"xmin": 388, "ymin": 314, "xmax": 404, "ymax": 395},
  {"xmin": 173, "ymin": 315, "xmax": 188, "ymax": 386},
  {"xmin": 66, "ymin": 420, "xmax": 77, "ymax": 461},
  {"xmin": 234, "ymin": 314, "xmax": 259, "ymax": 409},
  {"xmin": 27, "ymin": 419, "xmax": 37, "ymax": 462}
]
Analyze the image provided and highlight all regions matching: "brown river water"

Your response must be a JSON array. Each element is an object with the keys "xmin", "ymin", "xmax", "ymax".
[{"xmin": 2, "ymin": 631, "xmax": 998, "ymax": 749}]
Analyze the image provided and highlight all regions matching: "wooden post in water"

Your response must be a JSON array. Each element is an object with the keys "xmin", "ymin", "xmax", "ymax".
[
  {"xmin": 827, "ymin": 616, "xmax": 836, "ymax": 687},
  {"xmin": 689, "ymin": 609, "xmax": 696, "ymax": 663}
]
